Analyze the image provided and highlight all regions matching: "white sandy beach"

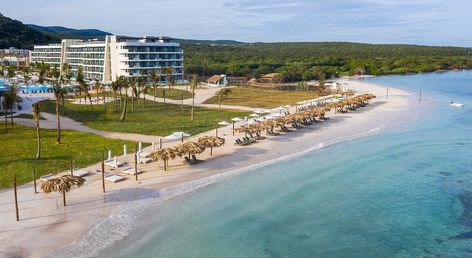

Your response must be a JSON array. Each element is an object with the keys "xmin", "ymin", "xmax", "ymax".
[{"xmin": 0, "ymin": 79, "xmax": 422, "ymax": 258}]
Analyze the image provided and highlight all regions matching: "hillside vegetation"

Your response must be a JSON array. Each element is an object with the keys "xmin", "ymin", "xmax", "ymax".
[
  {"xmin": 184, "ymin": 42, "xmax": 472, "ymax": 80},
  {"xmin": 0, "ymin": 13, "xmax": 56, "ymax": 49}
]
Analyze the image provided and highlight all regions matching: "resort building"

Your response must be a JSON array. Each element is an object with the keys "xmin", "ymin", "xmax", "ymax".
[
  {"xmin": 206, "ymin": 74, "xmax": 228, "ymax": 87},
  {"xmin": 30, "ymin": 35, "xmax": 184, "ymax": 83},
  {"xmin": 0, "ymin": 48, "xmax": 30, "ymax": 69}
]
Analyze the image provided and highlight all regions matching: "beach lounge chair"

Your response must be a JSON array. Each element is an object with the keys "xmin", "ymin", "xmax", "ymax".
[
  {"xmin": 138, "ymin": 151, "xmax": 151, "ymax": 158},
  {"xmin": 139, "ymin": 157, "xmax": 152, "ymax": 164},
  {"xmin": 104, "ymin": 173, "xmax": 125, "ymax": 183},
  {"xmin": 184, "ymin": 156, "xmax": 199, "ymax": 165},
  {"xmin": 192, "ymin": 155, "xmax": 203, "ymax": 163},
  {"xmin": 72, "ymin": 168, "xmax": 91, "ymax": 177},
  {"xmin": 40, "ymin": 173, "xmax": 54, "ymax": 182},
  {"xmin": 122, "ymin": 167, "xmax": 144, "ymax": 175},
  {"xmin": 104, "ymin": 156, "xmax": 125, "ymax": 168},
  {"xmin": 255, "ymin": 132, "xmax": 266, "ymax": 140},
  {"xmin": 244, "ymin": 136, "xmax": 257, "ymax": 143}
]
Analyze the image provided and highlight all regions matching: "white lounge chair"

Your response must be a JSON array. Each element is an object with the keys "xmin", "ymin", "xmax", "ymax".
[
  {"xmin": 104, "ymin": 156, "xmax": 125, "ymax": 168},
  {"xmin": 139, "ymin": 157, "xmax": 152, "ymax": 164},
  {"xmin": 122, "ymin": 167, "xmax": 144, "ymax": 175},
  {"xmin": 104, "ymin": 173, "xmax": 125, "ymax": 183},
  {"xmin": 139, "ymin": 151, "xmax": 151, "ymax": 158},
  {"xmin": 72, "ymin": 168, "xmax": 91, "ymax": 177},
  {"xmin": 40, "ymin": 173, "xmax": 54, "ymax": 182}
]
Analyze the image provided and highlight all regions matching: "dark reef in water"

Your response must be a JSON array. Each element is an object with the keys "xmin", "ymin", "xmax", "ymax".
[
  {"xmin": 459, "ymin": 191, "xmax": 472, "ymax": 228},
  {"xmin": 438, "ymin": 172, "xmax": 453, "ymax": 176},
  {"xmin": 447, "ymin": 191, "xmax": 472, "ymax": 241},
  {"xmin": 449, "ymin": 231, "xmax": 472, "ymax": 240}
]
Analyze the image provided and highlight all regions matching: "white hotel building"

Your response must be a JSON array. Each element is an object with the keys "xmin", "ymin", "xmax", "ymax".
[{"xmin": 30, "ymin": 35, "xmax": 184, "ymax": 83}]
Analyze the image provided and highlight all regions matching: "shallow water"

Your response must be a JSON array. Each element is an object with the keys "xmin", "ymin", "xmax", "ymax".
[{"xmin": 97, "ymin": 71, "xmax": 472, "ymax": 258}]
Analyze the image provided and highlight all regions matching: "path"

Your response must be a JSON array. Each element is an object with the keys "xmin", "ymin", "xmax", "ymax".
[{"xmin": 14, "ymin": 112, "xmax": 163, "ymax": 143}]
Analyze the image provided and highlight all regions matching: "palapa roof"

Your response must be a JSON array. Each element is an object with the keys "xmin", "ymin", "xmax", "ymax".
[
  {"xmin": 207, "ymin": 75, "xmax": 225, "ymax": 83},
  {"xmin": 261, "ymin": 73, "xmax": 280, "ymax": 79}
]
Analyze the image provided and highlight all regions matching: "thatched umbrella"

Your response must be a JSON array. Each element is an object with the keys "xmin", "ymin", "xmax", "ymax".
[
  {"xmin": 176, "ymin": 141, "xmax": 206, "ymax": 159},
  {"xmin": 198, "ymin": 136, "xmax": 225, "ymax": 156},
  {"xmin": 41, "ymin": 175, "xmax": 85, "ymax": 206},
  {"xmin": 150, "ymin": 147, "xmax": 180, "ymax": 171}
]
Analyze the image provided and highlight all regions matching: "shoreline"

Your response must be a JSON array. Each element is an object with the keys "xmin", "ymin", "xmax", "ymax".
[{"xmin": 0, "ymin": 79, "xmax": 424, "ymax": 258}]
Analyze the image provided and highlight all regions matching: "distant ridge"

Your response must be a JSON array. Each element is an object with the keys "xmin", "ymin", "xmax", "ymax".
[
  {"xmin": 27, "ymin": 24, "xmax": 111, "ymax": 39},
  {"xmin": 174, "ymin": 39, "xmax": 244, "ymax": 45},
  {"xmin": 0, "ymin": 13, "xmax": 56, "ymax": 49}
]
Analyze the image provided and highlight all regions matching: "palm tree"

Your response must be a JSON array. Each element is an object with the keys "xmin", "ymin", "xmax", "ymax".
[
  {"xmin": 37, "ymin": 62, "xmax": 48, "ymax": 85},
  {"xmin": 33, "ymin": 102, "xmax": 41, "ymax": 159},
  {"xmin": 149, "ymin": 70, "xmax": 159, "ymax": 102},
  {"xmin": 22, "ymin": 66, "xmax": 31, "ymax": 85},
  {"xmin": 218, "ymin": 88, "xmax": 232, "ymax": 111},
  {"xmin": 164, "ymin": 67, "xmax": 174, "ymax": 92},
  {"xmin": 119, "ymin": 76, "xmax": 129, "ymax": 121},
  {"xmin": 0, "ymin": 65, "xmax": 5, "ymax": 79},
  {"xmin": 41, "ymin": 175, "xmax": 85, "ymax": 206},
  {"xmin": 129, "ymin": 77, "xmax": 137, "ymax": 113},
  {"xmin": 111, "ymin": 80, "xmax": 120, "ymax": 112},
  {"xmin": 76, "ymin": 66, "xmax": 93, "ymax": 109},
  {"xmin": 191, "ymin": 74, "xmax": 198, "ymax": 120},
  {"xmin": 3, "ymin": 86, "xmax": 19, "ymax": 132},
  {"xmin": 51, "ymin": 65, "xmax": 63, "ymax": 144},
  {"xmin": 62, "ymin": 63, "xmax": 72, "ymax": 84},
  {"xmin": 93, "ymin": 80, "xmax": 102, "ymax": 105},
  {"xmin": 7, "ymin": 66, "xmax": 15, "ymax": 82}
]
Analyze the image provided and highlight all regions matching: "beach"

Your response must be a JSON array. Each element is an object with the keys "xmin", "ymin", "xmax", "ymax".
[{"xmin": 0, "ymin": 79, "xmax": 418, "ymax": 258}]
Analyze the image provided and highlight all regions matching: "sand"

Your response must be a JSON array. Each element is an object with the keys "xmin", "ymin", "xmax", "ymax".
[{"xmin": 0, "ymin": 79, "xmax": 422, "ymax": 258}]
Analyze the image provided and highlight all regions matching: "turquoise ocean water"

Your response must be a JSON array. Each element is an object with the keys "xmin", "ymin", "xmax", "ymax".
[{"xmin": 98, "ymin": 71, "xmax": 472, "ymax": 258}]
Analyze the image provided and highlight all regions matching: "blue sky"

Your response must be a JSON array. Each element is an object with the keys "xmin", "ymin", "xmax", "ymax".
[{"xmin": 3, "ymin": 0, "xmax": 472, "ymax": 46}]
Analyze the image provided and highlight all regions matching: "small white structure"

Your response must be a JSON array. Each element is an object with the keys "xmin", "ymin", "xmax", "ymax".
[{"xmin": 207, "ymin": 74, "xmax": 228, "ymax": 87}]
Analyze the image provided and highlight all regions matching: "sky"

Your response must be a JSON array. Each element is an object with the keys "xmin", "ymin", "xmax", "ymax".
[{"xmin": 2, "ymin": 0, "xmax": 472, "ymax": 46}]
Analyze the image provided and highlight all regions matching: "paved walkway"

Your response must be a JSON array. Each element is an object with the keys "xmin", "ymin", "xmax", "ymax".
[
  {"xmin": 12, "ymin": 86, "xmax": 263, "ymax": 143},
  {"xmin": 128, "ymin": 86, "xmax": 260, "ymax": 112}
]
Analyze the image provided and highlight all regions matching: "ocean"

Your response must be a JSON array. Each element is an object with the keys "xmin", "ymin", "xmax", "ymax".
[{"xmin": 94, "ymin": 71, "xmax": 472, "ymax": 257}]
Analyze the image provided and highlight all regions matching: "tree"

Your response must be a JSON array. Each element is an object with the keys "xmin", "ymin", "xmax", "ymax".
[
  {"xmin": 93, "ymin": 80, "xmax": 102, "ymax": 105},
  {"xmin": 164, "ymin": 67, "xmax": 174, "ymax": 92},
  {"xmin": 129, "ymin": 77, "xmax": 137, "ymax": 113},
  {"xmin": 217, "ymin": 88, "xmax": 231, "ymax": 111},
  {"xmin": 149, "ymin": 70, "xmax": 159, "ymax": 102},
  {"xmin": 22, "ymin": 66, "xmax": 30, "ymax": 84},
  {"xmin": 3, "ymin": 86, "xmax": 18, "ymax": 132},
  {"xmin": 32, "ymin": 102, "xmax": 41, "ymax": 159},
  {"xmin": 318, "ymin": 72, "xmax": 326, "ymax": 94},
  {"xmin": 191, "ymin": 74, "xmax": 198, "ymax": 120},
  {"xmin": 76, "ymin": 67, "xmax": 93, "ymax": 110},
  {"xmin": 37, "ymin": 62, "xmax": 48, "ymax": 85},
  {"xmin": 51, "ymin": 65, "xmax": 63, "ymax": 144},
  {"xmin": 119, "ymin": 76, "xmax": 129, "ymax": 121},
  {"xmin": 7, "ymin": 66, "xmax": 15, "ymax": 81},
  {"xmin": 62, "ymin": 63, "xmax": 72, "ymax": 84},
  {"xmin": 111, "ymin": 80, "xmax": 120, "ymax": 112}
]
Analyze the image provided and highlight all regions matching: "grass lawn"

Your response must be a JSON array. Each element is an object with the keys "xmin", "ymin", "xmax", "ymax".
[
  {"xmin": 203, "ymin": 87, "xmax": 320, "ymax": 108},
  {"xmin": 0, "ymin": 122, "xmax": 134, "ymax": 188},
  {"xmin": 153, "ymin": 88, "xmax": 193, "ymax": 100},
  {"xmin": 41, "ymin": 100, "xmax": 249, "ymax": 136}
]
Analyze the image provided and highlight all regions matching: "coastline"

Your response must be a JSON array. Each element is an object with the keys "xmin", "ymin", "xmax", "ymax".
[{"xmin": 0, "ymin": 79, "xmax": 423, "ymax": 258}]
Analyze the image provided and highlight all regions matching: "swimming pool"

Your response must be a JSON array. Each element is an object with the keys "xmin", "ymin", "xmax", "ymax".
[{"xmin": 0, "ymin": 79, "xmax": 74, "ymax": 94}]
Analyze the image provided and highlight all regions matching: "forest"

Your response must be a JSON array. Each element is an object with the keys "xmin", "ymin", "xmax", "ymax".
[{"xmin": 183, "ymin": 42, "xmax": 472, "ymax": 81}]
